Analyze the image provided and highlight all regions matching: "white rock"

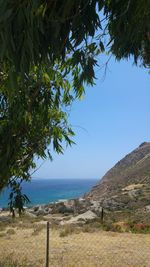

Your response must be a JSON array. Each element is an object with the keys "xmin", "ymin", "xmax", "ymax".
[{"xmin": 66, "ymin": 210, "xmax": 97, "ymax": 224}]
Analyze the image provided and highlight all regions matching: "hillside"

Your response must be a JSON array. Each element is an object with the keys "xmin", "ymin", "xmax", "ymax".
[{"xmin": 86, "ymin": 142, "xmax": 150, "ymax": 211}]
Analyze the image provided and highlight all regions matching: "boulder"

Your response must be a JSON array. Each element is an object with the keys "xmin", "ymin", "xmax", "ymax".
[{"xmin": 67, "ymin": 210, "xmax": 97, "ymax": 224}]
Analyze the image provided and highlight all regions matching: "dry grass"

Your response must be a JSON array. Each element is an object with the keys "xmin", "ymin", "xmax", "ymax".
[
  {"xmin": 0, "ymin": 222, "xmax": 150, "ymax": 267},
  {"xmin": 0, "ymin": 256, "xmax": 34, "ymax": 267}
]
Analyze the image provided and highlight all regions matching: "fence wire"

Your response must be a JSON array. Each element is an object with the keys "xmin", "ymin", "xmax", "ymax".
[{"xmin": 0, "ymin": 219, "xmax": 150, "ymax": 267}]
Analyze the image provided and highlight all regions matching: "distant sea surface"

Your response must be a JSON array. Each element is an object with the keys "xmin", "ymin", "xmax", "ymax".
[{"xmin": 0, "ymin": 178, "xmax": 98, "ymax": 208}]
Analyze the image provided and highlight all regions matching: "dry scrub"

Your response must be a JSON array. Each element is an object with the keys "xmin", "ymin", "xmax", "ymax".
[{"xmin": 0, "ymin": 221, "xmax": 150, "ymax": 267}]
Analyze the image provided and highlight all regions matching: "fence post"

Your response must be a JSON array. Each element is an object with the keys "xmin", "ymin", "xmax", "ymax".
[
  {"xmin": 101, "ymin": 207, "xmax": 104, "ymax": 224},
  {"xmin": 45, "ymin": 221, "xmax": 50, "ymax": 267}
]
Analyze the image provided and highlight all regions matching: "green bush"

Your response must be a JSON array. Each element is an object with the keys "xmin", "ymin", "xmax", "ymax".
[{"xmin": 127, "ymin": 223, "xmax": 150, "ymax": 234}]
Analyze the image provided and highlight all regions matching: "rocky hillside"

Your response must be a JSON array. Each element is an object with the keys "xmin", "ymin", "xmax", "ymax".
[{"xmin": 86, "ymin": 142, "xmax": 150, "ymax": 211}]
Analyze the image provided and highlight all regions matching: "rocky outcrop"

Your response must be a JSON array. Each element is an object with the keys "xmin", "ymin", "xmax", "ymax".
[
  {"xmin": 86, "ymin": 142, "xmax": 150, "ymax": 211},
  {"xmin": 66, "ymin": 210, "xmax": 97, "ymax": 224}
]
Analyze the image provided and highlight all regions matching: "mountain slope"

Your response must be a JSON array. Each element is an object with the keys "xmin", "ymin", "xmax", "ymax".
[{"xmin": 86, "ymin": 142, "xmax": 150, "ymax": 210}]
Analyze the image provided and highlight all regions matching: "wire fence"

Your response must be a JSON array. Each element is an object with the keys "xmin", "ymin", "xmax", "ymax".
[{"xmin": 0, "ymin": 219, "xmax": 150, "ymax": 267}]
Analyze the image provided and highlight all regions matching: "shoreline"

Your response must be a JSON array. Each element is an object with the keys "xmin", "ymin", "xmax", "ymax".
[
  {"xmin": 0, "ymin": 178, "xmax": 98, "ymax": 209},
  {"xmin": 0, "ymin": 197, "xmax": 79, "ymax": 210}
]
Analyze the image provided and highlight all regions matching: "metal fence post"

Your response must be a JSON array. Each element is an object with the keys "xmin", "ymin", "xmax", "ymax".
[{"xmin": 45, "ymin": 221, "xmax": 50, "ymax": 267}]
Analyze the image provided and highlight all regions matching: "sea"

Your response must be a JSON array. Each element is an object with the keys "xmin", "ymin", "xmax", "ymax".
[{"xmin": 0, "ymin": 178, "xmax": 98, "ymax": 208}]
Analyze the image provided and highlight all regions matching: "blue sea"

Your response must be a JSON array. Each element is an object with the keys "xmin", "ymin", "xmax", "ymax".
[{"xmin": 0, "ymin": 178, "xmax": 98, "ymax": 208}]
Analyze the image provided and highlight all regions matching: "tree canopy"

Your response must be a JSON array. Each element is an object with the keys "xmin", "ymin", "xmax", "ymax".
[
  {"xmin": 0, "ymin": 0, "xmax": 102, "ymax": 192},
  {"xmin": 105, "ymin": 0, "xmax": 150, "ymax": 67},
  {"xmin": 0, "ymin": 0, "xmax": 149, "ymax": 73},
  {"xmin": 0, "ymin": 0, "xmax": 149, "ymax": 206}
]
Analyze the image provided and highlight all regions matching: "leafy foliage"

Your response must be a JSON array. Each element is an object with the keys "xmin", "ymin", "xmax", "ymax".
[
  {"xmin": 0, "ymin": 0, "xmax": 149, "ymax": 207},
  {"xmin": 8, "ymin": 180, "xmax": 30, "ymax": 217},
  {"xmin": 0, "ymin": 43, "xmax": 100, "ymax": 188},
  {"xmin": 104, "ymin": 0, "xmax": 150, "ymax": 67},
  {"xmin": 0, "ymin": 1, "xmax": 103, "ymax": 192},
  {"xmin": 0, "ymin": 0, "xmax": 102, "ymax": 73}
]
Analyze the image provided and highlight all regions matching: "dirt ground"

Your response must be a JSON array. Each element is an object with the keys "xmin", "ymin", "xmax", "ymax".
[{"xmin": 0, "ymin": 222, "xmax": 150, "ymax": 267}]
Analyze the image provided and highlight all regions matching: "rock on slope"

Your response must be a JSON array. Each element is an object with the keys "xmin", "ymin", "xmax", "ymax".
[{"xmin": 86, "ymin": 142, "xmax": 150, "ymax": 210}]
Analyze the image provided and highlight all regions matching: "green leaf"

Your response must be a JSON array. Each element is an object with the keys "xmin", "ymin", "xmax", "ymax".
[{"xmin": 99, "ymin": 41, "xmax": 105, "ymax": 52}]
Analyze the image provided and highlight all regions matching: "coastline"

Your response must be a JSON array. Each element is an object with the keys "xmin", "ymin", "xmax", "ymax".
[{"xmin": 0, "ymin": 178, "xmax": 98, "ymax": 209}]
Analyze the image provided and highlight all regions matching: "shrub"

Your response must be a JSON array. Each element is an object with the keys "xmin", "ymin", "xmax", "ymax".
[
  {"xmin": 128, "ymin": 223, "xmax": 150, "ymax": 233},
  {"xmin": 59, "ymin": 224, "xmax": 75, "ymax": 237},
  {"xmin": 6, "ymin": 229, "xmax": 16, "ymax": 235},
  {"xmin": 102, "ymin": 221, "xmax": 116, "ymax": 232}
]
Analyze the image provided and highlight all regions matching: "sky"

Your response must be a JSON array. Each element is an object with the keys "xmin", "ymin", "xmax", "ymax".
[{"xmin": 32, "ymin": 56, "xmax": 150, "ymax": 180}]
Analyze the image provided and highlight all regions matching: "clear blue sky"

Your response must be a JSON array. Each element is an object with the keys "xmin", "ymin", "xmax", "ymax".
[{"xmin": 33, "ymin": 57, "xmax": 150, "ymax": 180}]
